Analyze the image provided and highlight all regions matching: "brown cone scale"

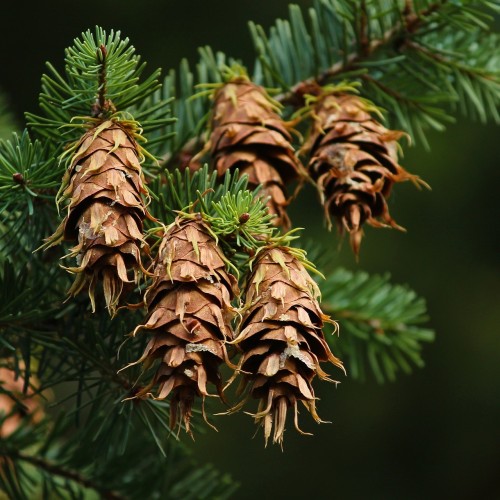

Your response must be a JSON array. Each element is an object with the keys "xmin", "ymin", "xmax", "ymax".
[
  {"xmin": 303, "ymin": 93, "xmax": 427, "ymax": 254},
  {"xmin": 233, "ymin": 247, "xmax": 343, "ymax": 446},
  {"xmin": 130, "ymin": 217, "xmax": 238, "ymax": 436},
  {"xmin": 45, "ymin": 120, "xmax": 152, "ymax": 315},
  {"xmin": 205, "ymin": 77, "xmax": 305, "ymax": 230}
]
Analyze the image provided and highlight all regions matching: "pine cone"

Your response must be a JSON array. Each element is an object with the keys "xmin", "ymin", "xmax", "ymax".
[
  {"xmin": 234, "ymin": 247, "xmax": 343, "ymax": 446},
  {"xmin": 304, "ymin": 93, "xmax": 427, "ymax": 255},
  {"xmin": 206, "ymin": 77, "xmax": 304, "ymax": 230},
  {"xmin": 46, "ymin": 120, "xmax": 151, "ymax": 314},
  {"xmin": 131, "ymin": 217, "xmax": 238, "ymax": 436}
]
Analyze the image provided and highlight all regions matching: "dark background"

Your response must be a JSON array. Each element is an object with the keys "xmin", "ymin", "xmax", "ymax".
[{"xmin": 1, "ymin": 1, "xmax": 499, "ymax": 498}]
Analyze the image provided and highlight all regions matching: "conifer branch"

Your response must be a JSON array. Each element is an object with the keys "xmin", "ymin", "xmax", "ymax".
[
  {"xmin": 156, "ymin": 0, "xmax": 498, "ymax": 163},
  {"xmin": 250, "ymin": 0, "xmax": 500, "ymax": 144},
  {"xmin": 0, "ymin": 131, "xmax": 60, "ymax": 246},
  {"xmin": 359, "ymin": 72, "xmax": 429, "ymax": 114},
  {"xmin": 274, "ymin": 0, "xmax": 448, "ymax": 105},
  {"xmin": 1, "ymin": 0, "xmax": 497, "ymax": 490},
  {"xmin": 26, "ymin": 27, "xmax": 165, "ymax": 142},
  {"xmin": 320, "ymin": 268, "xmax": 435, "ymax": 382},
  {"xmin": 3, "ymin": 450, "xmax": 125, "ymax": 500}
]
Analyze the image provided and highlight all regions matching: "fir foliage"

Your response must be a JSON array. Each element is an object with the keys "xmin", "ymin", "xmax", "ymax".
[
  {"xmin": 0, "ymin": 413, "xmax": 238, "ymax": 499},
  {"xmin": 152, "ymin": 165, "xmax": 252, "ymax": 223},
  {"xmin": 0, "ymin": 0, "xmax": 498, "ymax": 495},
  {"xmin": 0, "ymin": 131, "xmax": 59, "ymax": 259},
  {"xmin": 250, "ymin": 0, "xmax": 500, "ymax": 147},
  {"xmin": 321, "ymin": 268, "xmax": 434, "ymax": 383},
  {"xmin": 151, "ymin": 166, "xmax": 276, "ymax": 260},
  {"xmin": 26, "ymin": 26, "xmax": 167, "ymax": 143}
]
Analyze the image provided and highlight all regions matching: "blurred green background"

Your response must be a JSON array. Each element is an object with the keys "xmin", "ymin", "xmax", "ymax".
[{"xmin": 1, "ymin": 1, "xmax": 498, "ymax": 498}]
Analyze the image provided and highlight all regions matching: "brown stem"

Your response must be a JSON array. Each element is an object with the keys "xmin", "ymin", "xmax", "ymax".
[
  {"xmin": 359, "ymin": 0, "xmax": 370, "ymax": 57},
  {"xmin": 360, "ymin": 74, "xmax": 413, "ymax": 104},
  {"xmin": 92, "ymin": 45, "xmax": 110, "ymax": 117},
  {"xmin": 4, "ymin": 450, "xmax": 125, "ymax": 500}
]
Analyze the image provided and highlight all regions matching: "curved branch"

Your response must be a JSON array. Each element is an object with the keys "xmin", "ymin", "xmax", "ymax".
[
  {"xmin": 275, "ymin": 0, "xmax": 448, "ymax": 105},
  {"xmin": 5, "ymin": 450, "xmax": 125, "ymax": 500}
]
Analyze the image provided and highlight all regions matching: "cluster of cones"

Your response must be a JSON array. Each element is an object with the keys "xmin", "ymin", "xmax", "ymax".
[
  {"xmin": 45, "ymin": 82, "xmax": 423, "ymax": 318},
  {"xmin": 205, "ymin": 76, "xmax": 305, "ymax": 230},
  {"xmin": 303, "ymin": 92, "xmax": 427, "ymax": 254},
  {"xmin": 128, "ymin": 217, "xmax": 343, "ymax": 444},
  {"xmin": 43, "ymin": 77, "xmax": 427, "ymax": 444},
  {"xmin": 201, "ymin": 79, "xmax": 424, "ymax": 253},
  {"xmin": 45, "ymin": 120, "xmax": 151, "ymax": 315}
]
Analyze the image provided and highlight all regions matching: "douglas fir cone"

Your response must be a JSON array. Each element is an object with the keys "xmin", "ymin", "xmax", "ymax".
[
  {"xmin": 232, "ymin": 246, "xmax": 344, "ymax": 446},
  {"xmin": 128, "ymin": 216, "xmax": 238, "ymax": 435},
  {"xmin": 43, "ymin": 119, "xmax": 152, "ymax": 315},
  {"xmin": 206, "ymin": 76, "xmax": 305, "ymax": 230},
  {"xmin": 303, "ymin": 92, "xmax": 427, "ymax": 255}
]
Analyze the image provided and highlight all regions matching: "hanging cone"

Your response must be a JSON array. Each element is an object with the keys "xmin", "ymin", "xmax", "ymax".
[
  {"xmin": 130, "ymin": 217, "xmax": 238, "ymax": 436},
  {"xmin": 233, "ymin": 247, "xmax": 343, "ymax": 446},
  {"xmin": 43, "ymin": 120, "xmax": 152, "ymax": 315},
  {"xmin": 205, "ymin": 76, "xmax": 305, "ymax": 230},
  {"xmin": 303, "ymin": 93, "xmax": 428, "ymax": 255}
]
